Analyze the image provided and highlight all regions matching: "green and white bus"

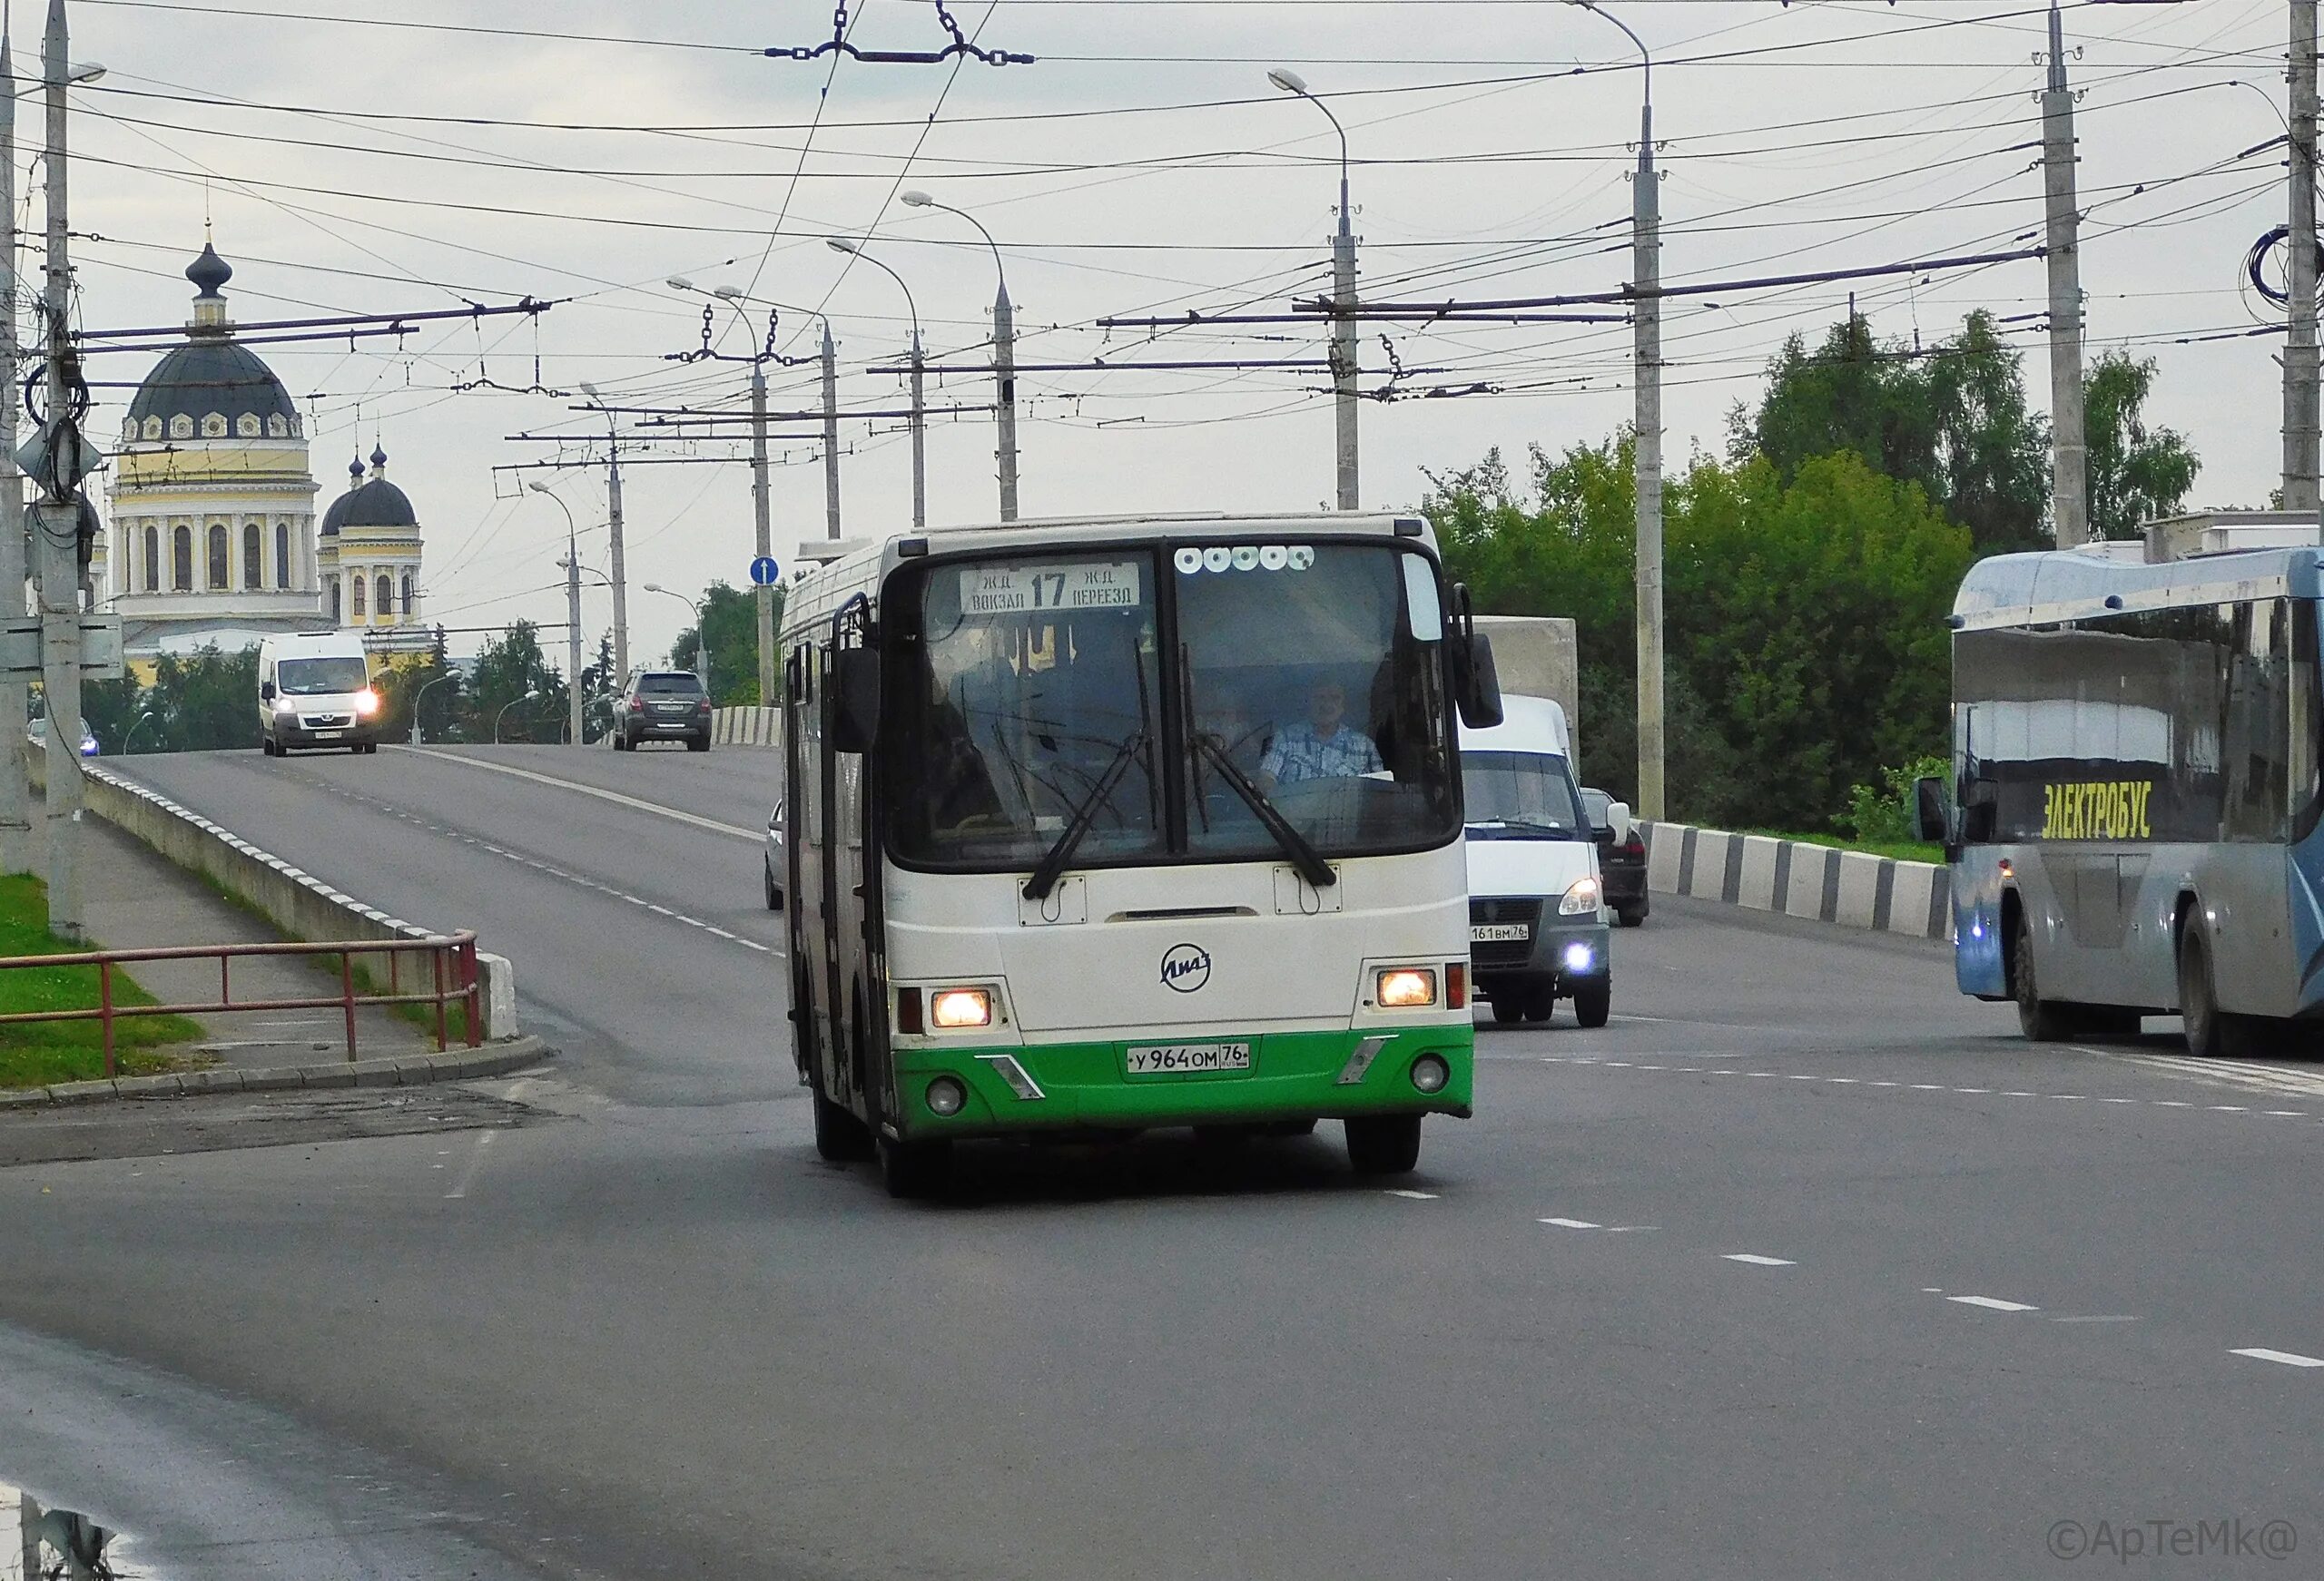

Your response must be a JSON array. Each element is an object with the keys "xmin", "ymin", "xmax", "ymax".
[{"xmin": 779, "ymin": 513, "xmax": 1502, "ymax": 1196}]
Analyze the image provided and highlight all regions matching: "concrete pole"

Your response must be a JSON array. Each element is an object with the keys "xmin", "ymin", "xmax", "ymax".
[
  {"xmin": 606, "ymin": 440, "xmax": 628, "ymax": 683},
  {"xmin": 1332, "ymin": 170, "xmax": 1360, "ymax": 510},
  {"xmin": 994, "ymin": 279, "xmax": 1019, "ymax": 520},
  {"xmin": 749, "ymin": 359, "xmax": 775, "ymax": 702},
  {"xmin": 821, "ymin": 322, "xmax": 842, "ymax": 538},
  {"xmin": 565, "ymin": 528, "xmax": 582, "ymax": 745},
  {"xmin": 2288, "ymin": 1, "xmax": 2320, "ymax": 515},
  {"xmin": 37, "ymin": 0, "xmax": 83, "ymax": 938},
  {"xmin": 2043, "ymin": 1, "xmax": 2091, "ymax": 545},
  {"xmin": 908, "ymin": 329, "xmax": 927, "ymax": 532},
  {"xmin": 0, "ymin": 31, "xmax": 33, "ymax": 875},
  {"xmin": 1631, "ymin": 90, "xmax": 1666, "ymax": 822}
]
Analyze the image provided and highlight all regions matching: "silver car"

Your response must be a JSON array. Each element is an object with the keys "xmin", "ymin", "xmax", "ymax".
[{"xmin": 763, "ymin": 798, "xmax": 785, "ymax": 909}]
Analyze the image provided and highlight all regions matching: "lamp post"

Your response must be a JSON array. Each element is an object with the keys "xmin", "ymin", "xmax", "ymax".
[
  {"xmin": 494, "ymin": 690, "xmax": 541, "ymax": 746},
  {"xmin": 900, "ymin": 190, "xmax": 1018, "ymax": 521},
  {"xmin": 120, "ymin": 710, "xmax": 153, "ymax": 755},
  {"xmin": 643, "ymin": 582, "xmax": 708, "ymax": 689},
  {"xmin": 668, "ymin": 278, "xmax": 779, "ymax": 702},
  {"xmin": 827, "ymin": 236, "xmax": 925, "ymax": 531},
  {"xmin": 1267, "ymin": 67, "xmax": 1358, "ymax": 512},
  {"xmin": 527, "ymin": 479, "xmax": 585, "ymax": 750},
  {"xmin": 576, "ymin": 382, "xmax": 628, "ymax": 684},
  {"xmin": 1568, "ymin": 0, "xmax": 1664, "ymax": 822},
  {"xmin": 412, "ymin": 669, "xmax": 457, "ymax": 746}
]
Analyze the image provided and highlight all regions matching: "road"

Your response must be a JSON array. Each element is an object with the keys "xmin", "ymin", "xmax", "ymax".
[{"xmin": 3, "ymin": 743, "xmax": 2321, "ymax": 1580}]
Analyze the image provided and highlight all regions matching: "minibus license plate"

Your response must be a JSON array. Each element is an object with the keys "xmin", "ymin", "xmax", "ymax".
[
  {"xmin": 1126, "ymin": 1043, "xmax": 1251, "ymax": 1075},
  {"xmin": 313, "ymin": 730, "xmax": 343, "ymax": 741},
  {"xmin": 1471, "ymin": 923, "xmax": 1529, "ymax": 942}
]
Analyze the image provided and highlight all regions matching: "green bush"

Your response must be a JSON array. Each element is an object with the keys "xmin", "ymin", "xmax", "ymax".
[{"xmin": 1837, "ymin": 755, "xmax": 1947, "ymax": 845}]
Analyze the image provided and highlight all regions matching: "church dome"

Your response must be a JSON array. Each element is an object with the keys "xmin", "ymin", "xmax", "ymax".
[
  {"xmin": 321, "ymin": 453, "xmax": 419, "ymax": 536},
  {"xmin": 126, "ymin": 339, "xmax": 299, "ymax": 431}
]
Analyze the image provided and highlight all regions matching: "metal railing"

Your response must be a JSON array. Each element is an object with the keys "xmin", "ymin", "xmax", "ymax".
[{"xmin": 0, "ymin": 931, "xmax": 482, "ymax": 1078}]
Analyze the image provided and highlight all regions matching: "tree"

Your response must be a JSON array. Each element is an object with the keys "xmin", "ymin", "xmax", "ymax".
[
  {"xmin": 672, "ymin": 581, "xmax": 783, "ymax": 706},
  {"xmin": 576, "ymin": 631, "xmax": 617, "ymax": 742},
  {"xmin": 2084, "ymin": 349, "xmax": 2200, "ymax": 539},
  {"xmin": 466, "ymin": 620, "xmax": 568, "ymax": 742},
  {"xmin": 80, "ymin": 676, "xmax": 145, "ymax": 754},
  {"xmin": 146, "ymin": 645, "xmax": 261, "ymax": 752},
  {"xmin": 1926, "ymin": 309, "xmax": 2047, "ymax": 553}
]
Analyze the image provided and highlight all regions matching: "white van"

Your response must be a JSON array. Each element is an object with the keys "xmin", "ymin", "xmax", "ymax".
[
  {"xmin": 1460, "ymin": 694, "xmax": 1613, "ymax": 1026},
  {"xmin": 257, "ymin": 632, "xmax": 381, "ymax": 756}
]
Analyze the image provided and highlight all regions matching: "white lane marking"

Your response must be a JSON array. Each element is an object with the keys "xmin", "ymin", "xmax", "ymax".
[
  {"xmin": 1602, "ymin": 1225, "xmax": 1658, "ymax": 1233},
  {"xmin": 2152, "ymin": 1100, "xmax": 2192, "ymax": 1108},
  {"xmin": 1539, "ymin": 1217, "xmax": 1601, "ymax": 1230},
  {"xmin": 2209, "ymin": 1105, "xmax": 2250, "ymax": 1113},
  {"xmin": 2101, "ymin": 1096, "xmax": 2138, "ymax": 1104},
  {"xmin": 2002, "ymin": 1091, "xmax": 2036, "ymax": 1097},
  {"xmin": 445, "ymin": 1128, "xmax": 497, "ymax": 1200},
  {"xmin": 1951, "ymin": 1086, "xmax": 1993, "ymax": 1095},
  {"xmin": 1826, "ymin": 1076, "xmax": 1859, "ymax": 1085},
  {"xmin": 1721, "ymin": 1253, "xmax": 1796, "ymax": 1267},
  {"xmin": 1909, "ymin": 1084, "xmax": 1945, "ymax": 1091},
  {"xmin": 1947, "ymin": 1295, "xmax": 2038, "ymax": 1312},
  {"xmin": 2230, "ymin": 1347, "xmax": 2324, "ymax": 1368},
  {"xmin": 2053, "ymin": 1315, "xmax": 2141, "ymax": 1324},
  {"xmin": 2264, "ymin": 1109, "xmax": 2309, "ymax": 1117},
  {"xmin": 396, "ymin": 746, "xmax": 763, "ymax": 841},
  {"xmin": 1867, "ymin": 1080, "xmax": 1900, "ymax": 1087},
  {"xmin": 1383, "ymin": 1189, "xmax": 1437, "ymax": 1201}
]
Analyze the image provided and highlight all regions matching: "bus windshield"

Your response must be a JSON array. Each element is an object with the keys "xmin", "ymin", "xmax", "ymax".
[{"xmin": 887, "ymin": 542, "xmax": 1458, "ymax": 870}]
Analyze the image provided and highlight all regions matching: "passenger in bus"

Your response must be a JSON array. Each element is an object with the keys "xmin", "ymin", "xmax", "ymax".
[{"xmin": 1258, "ymin": 680, "xmax": 1383, "ymax": 790}]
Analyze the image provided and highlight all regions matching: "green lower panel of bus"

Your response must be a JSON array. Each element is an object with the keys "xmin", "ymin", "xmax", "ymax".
[{"xmin": 889, "ymin": 1024, "xmax": 1473, "ymax": 1138}]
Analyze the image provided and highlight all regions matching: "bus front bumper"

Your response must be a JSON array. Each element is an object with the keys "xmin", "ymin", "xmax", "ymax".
[{"xmin": 888, "ymin": 1024, "xmax": 1473, "ymax": 1140}]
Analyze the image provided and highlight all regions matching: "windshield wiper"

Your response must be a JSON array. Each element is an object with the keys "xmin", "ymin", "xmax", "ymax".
[
  {"xmin": 1190, "ymin": 730, "xmax": 1337, "ymax": 889},
  {"xmin": 1023, "ymin": 732, "xmax": 1147, "ymax": 902},
  {"xmin": 1469, "ymin": 818, "xmax": 1582, "ymax": 840}
]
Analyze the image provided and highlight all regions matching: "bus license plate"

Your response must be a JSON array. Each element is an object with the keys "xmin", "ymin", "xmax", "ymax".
[
  {"xmin": 1125, "ymin": 1043, "xmax": 1252, "ymax": 1075},
  {"xmin": 1471, "ymin": 923, "xmax": 1529, "ymax": 942}
]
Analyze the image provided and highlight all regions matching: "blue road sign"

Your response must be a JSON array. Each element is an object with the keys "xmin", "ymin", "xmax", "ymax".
[{"xmin": 749, "ymin": 555, "xmax": 781, "ymax": 586}]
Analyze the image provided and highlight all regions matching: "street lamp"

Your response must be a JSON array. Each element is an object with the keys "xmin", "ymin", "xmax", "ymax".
[
  {"xmin": 494, "ymin": 689, "xmax": 541, "ymax": 746},
  {"xmin": 120, "ymin": 709, "xmax": 153, "ymax": 754},
  {"xmin": 900, "ymin": 189, "xmax": 1019, "ymax": 521},
  {"xmin": 642, "ymin": 582, "xmax": 708, "ymax": 689},
  {"xmin": 576, "ymin": 381, "xmax": 628, "ymax": 685},
  {"xmin": 412, "ymin": 668, "xmax": 458, "ymax": 746},
  {"xmin": 828, "ymin": 235, "xmax": 926, "ymax": 531},
  {"xmin": 706, "ymin": 284, "xmax": 842, "ymax": 541},
  {"xmin": 527, "ymin": 479, "xmax": 586, "ymax": 751},
  {"xmin": 668, "ymin": 278, "xmax": 779, "ymax": 703},
  {"xmin": 1565, "ymin": 0, "xmax": 1664, "ymax": 821},
  {"xmin": 1266, "ymin": 67, "xmax": 1359, "ymax": 512}
]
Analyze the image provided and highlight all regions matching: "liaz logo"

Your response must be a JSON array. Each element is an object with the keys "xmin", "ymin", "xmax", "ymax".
[{"xmin": 1159, "ymin": 943, "xmax": 1212, "ymax": 993}]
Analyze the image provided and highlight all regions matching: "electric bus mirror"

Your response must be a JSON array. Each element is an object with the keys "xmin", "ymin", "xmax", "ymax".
[
  {"xmin": 830, "ymin": 649, "xmax": 881, "ymax": 754},
  {"xmin": 1457, "ymin": 631, "xmax": 1503, "ymax": 729},
  {"xmin": 1912, "ymin": 775, "xmax": 1947, "ymax": 845}
]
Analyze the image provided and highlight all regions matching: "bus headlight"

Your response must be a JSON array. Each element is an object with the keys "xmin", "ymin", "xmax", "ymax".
[
  {"xmin": 1558, "ymin": 876, "xmax": 1602, "ymax": 916},
  {"xmin": 930, "ymin": 988, "xmax": 993, "ymax": 1029},
  {"xmin": 1376, "ymin": 967, "xmax": 1438, "ymax": 1008},
  {"xmin": 926, "ymin": 1075, "xmax": 968, "ymax": 1116}
]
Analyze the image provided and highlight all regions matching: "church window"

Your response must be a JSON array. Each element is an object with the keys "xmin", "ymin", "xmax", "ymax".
[
  {"xmin": 200, "ymin": 414, "xmax": 227, "ymax": 438},
  {"xmin": 169, "ymin": 415, "xmax": 192, "ymax": 440},
  {"xmin": 287, "ymin": 415, "xmax": 301, "ymax": 438},
  {"xmin": 352, "ymin": 576, "xmax": 366, "ymax": 618},
  {"xmin": 275, "ymin": 522, "xmax": 290, "ymax": 588},
  {"xmin": 236, "ymin": 414, "xmax": 261, "ymax": 438},
  {"xmin": 377, "ymin": 574, "xmax": 395, "ymax": 618},
  {"xmin": 268, "ymin": 414, "xmax": 288, "ymax": 437},
  {"xmin": 328, "ymin": 579, "xmax": 340, "ymax": 623},
  {"xmin": 207, "ymin": 523, "xmax": 228, "ymax": 589},
  {"xmin": 242, "ymin": 523, "xmax": 261, "ymax": 589},
  {"xmin": 143, "ymin": 416, "xmax": 162, "ymax": 441},
  {"xmin": 142, "ymin": 525, "xmax": 158, "ymax": 593},
  {"xmin": 172, "ymin": 525, "xmax": 192, "ymax": 591},
  {"xmin": 400, "ymin": 574, "xmax": 415, "ymax": 616}
]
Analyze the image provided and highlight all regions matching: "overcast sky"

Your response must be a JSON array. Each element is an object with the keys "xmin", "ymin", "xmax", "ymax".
[{"xmin": 27, "ymin": 0, "xmax": 2295, "ymax": 664}]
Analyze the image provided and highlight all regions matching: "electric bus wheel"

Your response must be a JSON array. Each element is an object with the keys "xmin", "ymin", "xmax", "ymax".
[
  {"xmin": 2012, "ymin": 910, "xmax": 2073, "ymax": 1042},
  {"xmin": 1344, "ymin": 1114, "xmax": 1422, "ymax": 1176},
  {"xmin": 2177, "ymin": 921, "xmax": 2244, "ymax": 1059},
  {"xmin": 879, "ymin": 1135, "xmax": 951, "ymax": 1199}
]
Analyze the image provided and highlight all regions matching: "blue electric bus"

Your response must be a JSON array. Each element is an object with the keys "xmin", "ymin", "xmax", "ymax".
[{"xmin": 1920, "ymin": 545, "xmax": 2324, "ymax": 1056}]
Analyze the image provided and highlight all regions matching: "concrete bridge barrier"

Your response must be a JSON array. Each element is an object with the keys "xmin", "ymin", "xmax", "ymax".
[
  {"xmin": 1640, "ymin": 820, "xmax": 1952, "ymax": 941},
  {"xmin": 711, "ymin": 707, "xmax": 781, "ymax": 748}
]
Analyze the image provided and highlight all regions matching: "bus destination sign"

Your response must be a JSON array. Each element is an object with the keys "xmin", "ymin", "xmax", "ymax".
[{"xmin": 960, "ymin": 560, "xmax": 1144, "ymax": 614}]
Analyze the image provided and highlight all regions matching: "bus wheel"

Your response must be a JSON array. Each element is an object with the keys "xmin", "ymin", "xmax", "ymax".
[
  {"xmin": 1345, "ymin": 1115, "xmax": 1422, "ymax": 1175},
  {"xmin": 2012, "ymin": 910, "xmax": 2072, "ymax": 1042},
  {"xmin": 812, "ymin": 1085, "xmax": 875, "ymax": 1163},
  {"xmin": 2177, "ymin": 923, "xmax": 2245, "ymax": 1059},
  {"xmin": 1572, "ymin": 981, "xmax": 1611, "ymax": 1029},
  {"xmin": 879, "ymin": 1135, "xmax": 951, "ymax": 1199}
]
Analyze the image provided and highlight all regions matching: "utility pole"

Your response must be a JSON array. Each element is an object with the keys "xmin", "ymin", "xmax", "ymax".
[
  {"xmin": 606, "ymin": 441, "xmax": 628, "ymax": 682},
  {"xmin": 1632, "ymin": 76, "xmax": 1666, "ymax": 822},
  {"xmin": 822, "ymin": 320, "xmax": 842, "ymax": 538},
  {"xmin": 35, "ymin": 0, "xmax": 84, "ymax": 938},
  {"xmin": 1330, "ymin": 164, "xmax": 1359, "ymax": 511},
  {"xmin": 564, "ymin": 540, "xmax": 582, "ymax": 744},
  {"xmin": 908, "ymin": 329, "xmax": 927, "ymax": 531},
  {"xmin": 2288, "ymin": 0, "xmax": 2320, "ymax": 516},
  {"xmin": 2043, "ymin": 0, "xmax": 2091, "ymax": 545},
  {"xmin": 748, "ymin": 358, "xmax": 775, "ymax": 702},
  {"xmin": 995, "ymin": 277, "xmax": 1019, "ymax": 519},
  {"xmin": 0, "ymin": 29, "xmax": 32, "ymax": 876}
]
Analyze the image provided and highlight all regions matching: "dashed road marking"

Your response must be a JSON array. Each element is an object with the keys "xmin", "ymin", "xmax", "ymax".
[
  {"xmin": 1721, "ymin": 1253, "xmax": 1796, "ymax": 1267},
  {"xmin": 2230, "ymin": 1347, "xmax": 2324, "ymax": 1369},
  {"xmin": 1947, "ymin": 1295, "xmax": 2039, "ymax": 1312},
  {"xmin": 1384, "ymin": 1189, "xmax": 1438, "ymax": 1201},
  {"xmin": 1539, "ymin": 1217, "xmax": 1600, "ymax": 1230}
]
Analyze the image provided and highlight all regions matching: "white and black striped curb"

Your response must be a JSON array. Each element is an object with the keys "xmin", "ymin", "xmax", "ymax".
[
  {"xmin": 1640, "ymin": 822, "xmax": 1952, "ymax": 942},
  {"xmin": 0, "ymin": 1034, "xmax": 552, "ymax": 1109},
  {"xmin": 711, "ymin": 706, "xmax": 781, "ymax": 748},
  {"xmin": 29, "ymin": 751, "xmax": 518, "ymax": 1036}
]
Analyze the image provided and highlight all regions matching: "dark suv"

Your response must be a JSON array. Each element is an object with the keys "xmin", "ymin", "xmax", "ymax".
[{"xmin": 614, "ymin": 671, "xmax": 712, "ymax": 751}]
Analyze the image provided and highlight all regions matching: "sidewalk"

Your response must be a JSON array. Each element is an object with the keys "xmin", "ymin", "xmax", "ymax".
[{"xmin": 29, "ymin": 813, "xmax": 440, "ymax": 1072}]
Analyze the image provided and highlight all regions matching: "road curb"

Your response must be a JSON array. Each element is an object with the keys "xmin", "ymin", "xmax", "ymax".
[
  {"xmin": 1639, "ymin": 821, "xmax": 1953, "ymax": 942},
  {"xmin": 1, "ymin": 1035, "xmax": 554, "ymax": 1109}
]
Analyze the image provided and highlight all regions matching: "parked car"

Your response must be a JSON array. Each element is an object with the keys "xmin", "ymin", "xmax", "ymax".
[
  {"xmin": 613, "ymin": 670, "xmax": 712, "ymax": 751},
  {"xmin": 764, "ymin": 797, "xmax": 785, "ymax": 909},
  {"xmin": 1581, "ymin": 786, "xmax": 1649, "ymax": 927},
  {"xmin": 26, "ymin": 716, "xmax": 97, "ymax": 757}
]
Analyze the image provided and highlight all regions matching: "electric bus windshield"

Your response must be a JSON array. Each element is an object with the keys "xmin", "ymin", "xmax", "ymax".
[{"xmin": 887, "ymin": 541, "xmax": 1460, "ymax": 870}]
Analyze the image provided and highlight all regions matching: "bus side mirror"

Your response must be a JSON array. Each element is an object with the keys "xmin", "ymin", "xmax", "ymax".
[
  {"xmin": 259, "ymin": 681, "xmax": 276, "ymax": 702},
  {"xmin": 1457, "ymin": 632, "xmax": 1502, "ymax": 728},
  {"xmin": 1912, "ymin": 775, "xmax": 1947, "ymax": 844},
  {"xmin": 829, "ymin": 649, "xmax": 881, "ymax": 754}
]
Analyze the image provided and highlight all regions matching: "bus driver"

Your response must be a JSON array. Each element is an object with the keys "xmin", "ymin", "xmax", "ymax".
[{"xmin": 1258, "ymin": 679, "xmax": 1384, "ymax": 790}]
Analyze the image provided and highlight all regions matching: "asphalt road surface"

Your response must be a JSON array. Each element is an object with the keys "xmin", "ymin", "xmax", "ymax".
[{"xmin": 3, "ymin": 744, "xmax": 2320, "ymax": 1580}]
